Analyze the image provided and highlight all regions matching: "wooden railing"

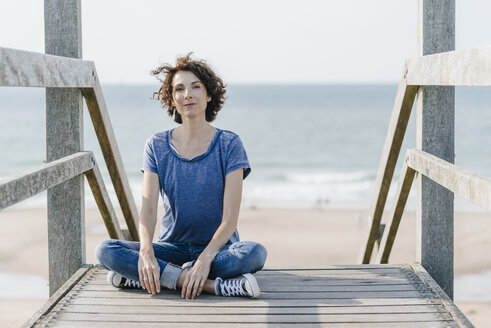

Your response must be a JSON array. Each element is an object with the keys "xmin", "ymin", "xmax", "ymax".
[
  {"xmin": 0, "ymin": 46, "xmax": 139, "ymax": 289},
  {"xmin": 359, "ymin": 46, "xmax": 491, "ymax": 278}
]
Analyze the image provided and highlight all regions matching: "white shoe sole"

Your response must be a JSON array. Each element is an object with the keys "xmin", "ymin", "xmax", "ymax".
[{"xmin": 242, "ymin": 273, "xmax": 260, "ymax": 298}]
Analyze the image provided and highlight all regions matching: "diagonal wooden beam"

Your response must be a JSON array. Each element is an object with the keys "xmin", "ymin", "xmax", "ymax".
[
  {"xmin": 358, "ymin": 69, "xmax": 418, "ymax": 264},
  {"xmin": 85, "ymin": 164, "xmax": 125, "ymax": 240},
  {"xmin": 376, "ymin": 157, "xmax": 416, "ymax": 264},
  {"xmin": 82, "ymin": 79, "xmax": 139, "ymax": 241}
]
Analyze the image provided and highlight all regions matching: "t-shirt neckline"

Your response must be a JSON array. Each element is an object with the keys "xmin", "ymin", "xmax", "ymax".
[{"xmin": 167, "ymin": 127, "xmax": 221, "ymax": 162}]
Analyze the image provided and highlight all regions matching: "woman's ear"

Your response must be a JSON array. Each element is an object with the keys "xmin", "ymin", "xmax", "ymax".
[{"xmin": 207, "ymin": 95, "xmax": 212, "ymax": 102}]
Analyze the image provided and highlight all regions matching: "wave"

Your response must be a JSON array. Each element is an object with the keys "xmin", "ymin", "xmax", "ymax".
[
  {"xmin": 285, "ymin": 171, "xmax": 373, "ymax": 184},
  {"xmin": 4, "ymin": 169, "xmax": 486, "ymax": 212}
]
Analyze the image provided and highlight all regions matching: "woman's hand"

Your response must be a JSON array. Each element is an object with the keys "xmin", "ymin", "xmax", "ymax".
[
  {"xmin": 181, "ymin": 257, "xmax": 211, "ymax": 299},
  {"xmin": 138, "ymin": 249, "xmax": 161, "ymax": 294}
]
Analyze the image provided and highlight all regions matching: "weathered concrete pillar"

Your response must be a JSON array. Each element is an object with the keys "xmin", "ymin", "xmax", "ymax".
[
  {"xmin": 45, "ymin": 0, "xmax": 85, "ymax": 296},
  {"xmin": 416, "ymin": 0, "xmax": 455, "ymax": 299}
]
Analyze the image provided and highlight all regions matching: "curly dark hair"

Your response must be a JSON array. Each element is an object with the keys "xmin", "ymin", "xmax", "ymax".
[{"xmin": 151, "ymin": 53, "xmax": 227, "ymax": 124}]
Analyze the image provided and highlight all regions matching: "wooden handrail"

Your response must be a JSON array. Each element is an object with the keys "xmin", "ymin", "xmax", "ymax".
[
  {"xmin": 406, "ymin": 46, "xmax": 491, "ymax": 86},
  {"xmin": 0, "ymin": 152, "xmax": 94, "ymax": 209},
  {"xmin": 0, "ymin": 152, "xmax": 125, "ymax": 240},
  {"xmin": 361, "ymin": 45, "xmax": 491, "ymax": 265},
  {"xmin": 0, "ymin": 47, "xmax": 95, "ymax": 88},
  {"xmin": 376, "ymin": 148, "xmax": 491, "ymax": 264},
  {"xmin": 407, "ymin": 149, "xmax": 491, "ymax": 210},
  {"xmin": 0, "ymin": 47, "xmax": 139, "ymax": 241}
]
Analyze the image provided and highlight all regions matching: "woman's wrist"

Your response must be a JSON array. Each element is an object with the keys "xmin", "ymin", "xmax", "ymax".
[
  {"xmin": 198, "ymin": 251, "xmax": 217, "ymax": 264},
  {"xmin": 139, "ymin": 245, "xmax": 154, "ymax": 255}
]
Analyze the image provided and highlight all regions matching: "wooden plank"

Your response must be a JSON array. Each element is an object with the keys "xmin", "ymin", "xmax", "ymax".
[
  {"xmin": 358, "ymin": 77, "xmax": 418, "ymax": 264},
  {"xmin": 70, "ymin": 296, "xmax": 439, "ymax": 307},
  {"xmin": 90, "ymin": 266, "xmax": 410, "ymax": 276},
  {"xmin": 82, "ymin": 81, "xmax": 139, "ymax": 241},
  {"xmin": 0, "ymin": 47, "xmax": 95, "ymax": 88},
  {"xmin": 37, "ymin": 266, "xmax": 466, "ymax": 327},
  {"xmin": 61, "ymin": 304, "xmax": 446, "ymax": 315},
  {"xmin": 90, "ymin": 273, "xmax": 413, "ymax": 283},
  {"xmin": 261, "ymin": 264, "xmax": 399, "ymax": 270},
  {"xmin": 23, "ymin": 265, "xmax": 92, "ymax": 328},
  {"xmin": 257, "ymin": 268, "xmax": 408, "ymax": 275},
  {"xmin": 411, "ymin": 264, "xmax": 474, "ymax": 328},
  {"xmin": 42, "ymin": 321, "xmax": 458, "ymax": 328},
  {"xmin": 54, "ymin": 312, "xmax": 453, "ymax": 323},
  {"xmin": 0, "ymin": 152, "xmax": 94, "ymax": 209},
  {"xmin": 416, "ymin": 0, "xmax": 455, "ymax": 300},
  {"xmin": 72, "ymin": 289, "xmax": 426, "ymax": 299},
  {"xmin": 85, "ymin": 164, "xmax": 124, "ymax": 239},
  {"xmin": 88, "ymin": 279, "xmax": 415, "ymax": 286},
  {"xmin": 376, "ymin": 161, "xmax": 416, "ymax": 263},
  {"xmin": 79, "ymin": 283, "xmax": 421, "ymax": 293},
  {"xmin": 408, "ymin": 148, "xmax": 491, "ymax": 210},
  {"xmin": 406, "ymin": 46, "xmax": 491, "ymax": 86}
]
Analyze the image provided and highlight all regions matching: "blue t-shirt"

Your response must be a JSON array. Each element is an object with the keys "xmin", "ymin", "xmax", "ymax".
[{"xmin": 141, "ymin": 127, "xmax": 251, "ymax": 245}]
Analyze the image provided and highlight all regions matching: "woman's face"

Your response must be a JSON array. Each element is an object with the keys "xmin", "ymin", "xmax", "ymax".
[{"xmin": 171, "ymin": 71, "xmax": 211, "ymax": 121}]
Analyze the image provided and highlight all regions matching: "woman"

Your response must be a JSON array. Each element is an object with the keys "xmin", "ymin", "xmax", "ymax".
[{"xmin": 95, "ymin": 53, "xmax": 267, "ymax": 299}]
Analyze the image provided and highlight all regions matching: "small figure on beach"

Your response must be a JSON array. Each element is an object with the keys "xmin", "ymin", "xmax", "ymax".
[{"xmin": 95, "ymin": 53, "xmax": 267, "ymax": 299}]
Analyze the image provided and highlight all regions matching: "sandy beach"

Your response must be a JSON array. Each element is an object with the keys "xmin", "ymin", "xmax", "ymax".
[{"xmin": 1, "ymin": 206, "xmax": 490, "ymax": 327}]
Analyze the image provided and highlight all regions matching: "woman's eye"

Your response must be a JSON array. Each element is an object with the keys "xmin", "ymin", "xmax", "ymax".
[
  {"xmin": 175, "ymin": 87, "xmax": 184, "ymax": 92},
  {"xmin": 193, "ymin": 85, "xmax": 200, "ymax": 89}
]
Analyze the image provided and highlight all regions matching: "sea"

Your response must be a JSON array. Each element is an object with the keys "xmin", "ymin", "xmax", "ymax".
[
  {"xmin": 1, "ymin": 84, "xmax": 491, "ymax": 302},
  {"xmin": 1, "ymin": 84, "xmax": 491, "ymax": 211}
]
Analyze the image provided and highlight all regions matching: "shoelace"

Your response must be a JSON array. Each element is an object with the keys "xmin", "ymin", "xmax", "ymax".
[
  {"xmin": 123, "ymin": 278, "xmax": 141, "ymax": 288},
  {"xmin": 220, "ymin": 278, "xmax": 247, "ymax": 297}
]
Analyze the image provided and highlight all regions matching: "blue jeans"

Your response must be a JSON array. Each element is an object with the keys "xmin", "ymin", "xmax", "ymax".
[{"xmin": 95, "ymin": 239, "xmax": 267, "ymax": 290}]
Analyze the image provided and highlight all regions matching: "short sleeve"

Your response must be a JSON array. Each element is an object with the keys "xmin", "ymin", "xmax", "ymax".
[
  {"xmin": 225, "ymin": 135, "xmax": 251, "ymax": 180},
  {"xmin": 141, "ymin": 137, "xmax": 158, "ymax": 174}
]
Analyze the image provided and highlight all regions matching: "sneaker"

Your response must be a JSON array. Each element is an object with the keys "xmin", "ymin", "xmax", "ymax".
[
  {"xmin": 107, "ymin": 271, "xmax": 142, "ymax": 289},
  {"xmin": 215, "ymin": 273, "xmax": 260, "ymax": 298}
]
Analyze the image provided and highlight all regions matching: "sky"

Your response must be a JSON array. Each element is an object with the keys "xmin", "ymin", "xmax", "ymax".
[{"xmin": 1, "ymin": 0, "xmax": 490, "ymax": 85}]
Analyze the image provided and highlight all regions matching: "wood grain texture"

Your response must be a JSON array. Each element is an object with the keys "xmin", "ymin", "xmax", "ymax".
[
  {"xmin": 0, "ymin": 47, "xmax": 95, "ymax": 88},
  {"xmin": 32, "ymin": 266, "xmax": 469, "ymax": 327},
  {"xmin": 406, "ymin": 46, "xmax": 491, "ymax": 86},
  {"xmin": 416, "ymin": 0, "xmax": 456, "ymax": 300},
  {"xmin": 85, "ymin": 164, "xmax": 125, "ymax": 240},
  {"xmin": 23, "ymin": 265, "xmax": 92, "ymax": 328},
  {"xmin": 44, "ymin": 0, "xmax": 86, "ymax": 296},
  {"xmin": 358, "ymin": 75, "xmax": 418, "ymax": 264},
  {"xmin": 376, "ymin": 160, "xmax": 416, "ymax": 263},
  {"xmin": 82, "ymin": 81, "xmax": 139, "ymax": 241},
  {"xmin": 408, "ymin": 149, "xmax": 491, "ymax": 210},
  {"xmin": 0, "ymin": 152, "xmax": 93, "ymax": 209}
]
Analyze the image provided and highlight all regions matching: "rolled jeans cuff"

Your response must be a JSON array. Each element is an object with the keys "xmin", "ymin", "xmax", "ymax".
[
  {"xmin": 160, "ymin": 263, "xmax": 182, "ymax": 290},
  {"xmin": 182, "ymin": 260, "xmax": 195, "ymax": 270}
]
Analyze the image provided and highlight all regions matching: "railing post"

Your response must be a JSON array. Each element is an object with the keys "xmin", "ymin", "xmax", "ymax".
[
  {"xmin": 416, "ymin": 0, "xmax": 455, "ymax": 299},
  {"xmin": 45, "ymin": 0, "xmax": 85, "ymax": 296}
]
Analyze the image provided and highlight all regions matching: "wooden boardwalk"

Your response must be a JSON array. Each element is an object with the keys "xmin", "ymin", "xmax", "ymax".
[{"xmin": 28, "ymin": 264, "xmax": 472, "ymax": 327}]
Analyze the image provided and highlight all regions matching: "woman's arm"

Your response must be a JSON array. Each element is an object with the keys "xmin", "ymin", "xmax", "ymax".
[
  {"xmin": 182, "ymin": 168, "xmax": 244, "ymax": 299},
  {"xmin": 138, "ymin": 171, "xmax": 161, "ymax": 294}
]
